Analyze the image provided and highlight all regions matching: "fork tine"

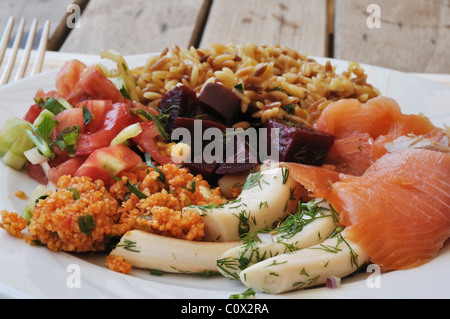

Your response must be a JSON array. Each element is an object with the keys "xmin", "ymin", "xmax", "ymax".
[
  {"xmin": 0, "ymin": 17, "xmax": 14, "ymax": 67},
  {"xmin": 0, "ymin": 17, "xmax": 26, "ymax": 86},
  {"xmin": 14, "ymin": 18, "xmax": 38, "ymax": 81},
  {"xmin": 30, "ymin": 20, "xmax": 50, "ymax": 76}
]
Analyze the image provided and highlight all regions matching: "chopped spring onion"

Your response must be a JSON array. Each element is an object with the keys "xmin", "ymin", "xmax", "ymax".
[
  {"xmin": 23, "ymin": 147, "xmax": 49, "ymax": 165},
  {"xmin": 78, "ymin": 214, "xmax": 96, "ymax": 236},
  {"xmin": 100, "ymin": 50, "xmax": 139, "ymax": 102},
  {"xmin": 68, "ymin": 187, "xmax": 80, "ymax": 200},
  {"xmin": 110, "ymin": 122, "xmax": 142, "ymax": 146},
  {"xmin": 57, "ymin": 97, "xmax": 73, "ymax": 110}
]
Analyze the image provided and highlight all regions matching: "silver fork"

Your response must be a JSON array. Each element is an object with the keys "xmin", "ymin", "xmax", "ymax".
[{"xmin": 0, "ymin": 17, "xmax": 50, "ymax": 86}]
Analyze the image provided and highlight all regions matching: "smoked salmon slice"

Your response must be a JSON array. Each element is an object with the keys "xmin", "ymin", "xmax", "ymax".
[
  {"xmin": 314, "ymin": 96, "xmax": 439, "ymax": 175},
  {"xmin": 284, "ymin": 148, "xmax": 450, "ymax": 271}
]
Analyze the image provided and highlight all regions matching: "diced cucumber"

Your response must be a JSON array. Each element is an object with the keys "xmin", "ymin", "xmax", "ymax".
[
  {"xmin": 110, "ymin": 122, "xmax": 142, "ymax": 146},
  {"xmin": 0, "ymin": 117, "xmax": 32, "ymax": 156},
  {"xmin": 2, "ymin": 132, "xmax": 35, "ymax": 169},
  {"xmin": 57, "ymin": 97, "xmax": 73, "ymax": 110},
  {"xmin": 32, "ymin": 108, "xmax": 55, "ymax": 126},
  {"xmin": 22, "ymin": 184, "xmax": 47, "ymax": 224}
]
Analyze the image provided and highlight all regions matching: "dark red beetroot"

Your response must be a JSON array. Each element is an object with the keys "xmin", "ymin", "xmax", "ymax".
[
  {"xmin": 198, "ymin": 82, "xmax": 241, "ymax": 126},
  {"xmin": 264, "ymin": 119, "xmax": 335, "ymax": 165},
  {"xmin": 173, "ymin": 117, "xmax": 227, "ymax": 182},
  {"xmin": 157, "ymin": 85, "xmax": 199, "ymax": 135},
  {"xmin": 215, "ymin": 131, "xmax": 259, "ymax": 175}
]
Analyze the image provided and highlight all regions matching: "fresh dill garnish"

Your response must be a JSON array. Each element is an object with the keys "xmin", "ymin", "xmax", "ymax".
[
  {"xmin": 115, "ymin": 239, "xmax": 140, "ymax": 252},
  {"xmin": 242, "ymin": 169, "xmax": 264, "ymax": 191},
  {"xmin": 281, "ymin": 167, "xmax": 289, "ymax": 184}
]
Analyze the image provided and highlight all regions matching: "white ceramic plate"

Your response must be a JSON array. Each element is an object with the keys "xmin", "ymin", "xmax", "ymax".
[{"xmin": 0, "ymin": 54, "xmax": 449, "ymax": 299}]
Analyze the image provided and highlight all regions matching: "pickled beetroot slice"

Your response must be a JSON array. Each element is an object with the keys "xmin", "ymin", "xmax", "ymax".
[
  {"xmin": 173, "ymin": 117, "xmax": 227, "ymax": 182},
  {"xmin": 215, "ymin": 134, "xmax": 258, "ymax": 175},
  {"xmin": 198, "ymin": 82, "xmax": 241, "ymax": 125},
  {"xmin": 264, "ymin": 119, "xmax": 335, "ymax": 165},
  {"xmin": 157, "ymin": 85, "xmax": 199, "ymax": 135}
]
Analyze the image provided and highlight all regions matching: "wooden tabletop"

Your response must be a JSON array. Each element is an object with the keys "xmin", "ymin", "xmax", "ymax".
[{"xmin": 1, "ymin": 0, "xmax": 450, "ymax": 75}]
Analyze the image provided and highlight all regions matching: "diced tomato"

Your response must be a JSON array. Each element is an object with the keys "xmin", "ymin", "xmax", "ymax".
[
  {"xmin": 75, "ymin": 102, "xmax": 137, "ymax": 156},
  {"xmin": 55, "ymin": 60, "xmax": 87, "ymax": 98},
  {"xmin": 51, "ymin": 108, "xmax": 85, "ymax": 140},
  {"xmin": 27, "ymin": 162, "xmax": 48, "ymax": 185},
  {"xmin": 34, "ymin": 89, "xmax": 60, "ymax": 101},
  {"xmin": 76, "ymin": 100, "xmax": 112, "ymax": 133},
  {"xmin": 48, "ymin": 156, "xmax": 86, "ymax": 185},
  {"xmin": 75, "ymin": 144, "xmax": 142, "ymax": 185},
  {"xmin": 132, "ymin": 121, "xmax": 174, "ymax": 165},
  {"xmin": 23, "ymin": 103, "xmax": 42, "ymax": 123},
  {"xmin": 66, "ymin": 65, "xmax": 124, "ymax": 105},
  {"xmin": 24, "ymin": 90, "xmax": 62, "ymax": 123}
]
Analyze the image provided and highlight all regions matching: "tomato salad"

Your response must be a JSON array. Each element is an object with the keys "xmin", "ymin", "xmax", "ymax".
[{"xmin": 2, "ymin": 52, "xmax": 176, "ymax": 188}]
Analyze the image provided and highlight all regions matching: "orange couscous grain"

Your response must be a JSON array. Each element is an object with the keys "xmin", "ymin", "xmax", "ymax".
[
  {"xmin": 112, "ymin": 163, "xmax": 225, "ymax": 241},
  {"xmin": 0, "ymin": 210, "xmax": 27, "ymax": 239},
  {"xmin": 0, "ymin": 161, "xmax": 226, "ymax": 276},
  {"xmin": 105, "ymin": 255, "xmax": 133, "ymax": 274},
  {"xmin": 26, "ymin": 175, "xmax": 123, "ymax": 252}
]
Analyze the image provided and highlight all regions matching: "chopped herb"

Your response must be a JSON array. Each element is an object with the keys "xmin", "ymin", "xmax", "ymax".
[
  {"xmin": 78, "ymin": 214, "xmax": 96, "ymax": 236},
  {"xmin": 119, "ymin": 86, "xmax": 131, "ymax": 100},
  {"xmin": 40, "ymin": 97, "xmax": 66, "ymax": 115},
  {"xmin": 25, "ymin": 116, "xmax": 59, "ymax": 158},
  {"xmin": 229, "ymin": 288, "xmax": 256, "ymax": 299},
  {"xmin": 233, "ymin": 83, "xmax": 244, "ymax": 93},
  {"xmin": 150, "ymin": 269, "xmax": 163, "ymax": 276},
  {"xmin": 281, "ymin": 167, "xmax": 289, "ymax": 184},
  {"xmin": 126, "ymin": 179, "xmax": 147, "ymax": 199},
  {"xmin": 144, "ymin": 153, "xmax": 166, "ymax": 184},
  {"xmin": 82, "ymin": 105, "xmax": 92, "ymax": 125},
  {"xmin": 184, "ymin": 180, "xmax": 196, "ymax": 193},
  {"xmin": 281, "ymin": 103, "xmax": 296, "ymax": 115},
  {"xmin": 136, "ymin": 109, "xmax": 169, "ymax": 141},
  {"xmin": 68, "ymin": 187, "xmax": 80, "ymax": 200},
  {"xmin": 53, "ymin": 125, "xmax": 81, "ymax": 157},
  {"xmin": 242, "ymin": 170, "xmax": 264, "ymax": 191},
  {"xmin": 116, "ymin": 239, "xmax": 140, "ymax": 252}
]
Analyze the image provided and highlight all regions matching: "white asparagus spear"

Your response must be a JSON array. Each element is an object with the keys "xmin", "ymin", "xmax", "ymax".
[
  {"xmin": 185, "ymin": 167, "xmax": 301, "ymax": 242},
  {"xmin": 239, "ymin": 230, "xmax": 370, "ymax": 294},
  {"xmin": 217, "ymin": 199, "xmax": 337, "ymax": 279},
  {"xmin": 110, "ymin": 230, "xmax": 237, "ymax": 274}
]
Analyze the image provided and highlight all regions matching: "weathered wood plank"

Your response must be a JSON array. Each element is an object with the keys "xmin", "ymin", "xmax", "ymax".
[
  {"xmin": 334, "ymin": 0, "xmax": 450, "ymax": 73},
  {"xmin": 0, "ymin": 0, "xmax": 75, "ymax": 49},
  {"xmin": 60, "ymin": 0, "xmax": 209, "ymax": 55},
  {"xmin": 200, "ymin": 0, "xmax": 329, "ymax": 57}
]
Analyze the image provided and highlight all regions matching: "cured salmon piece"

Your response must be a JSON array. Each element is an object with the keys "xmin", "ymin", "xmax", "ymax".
[
  {"xmin": 280, "ymin": 162, "xmax": 341, "ymax": 198},
  {"xmin": 329, "ymin": 149, "xmax": 450, "ymax": 270},
  {"xmin": 314, "ymin": 96, "xmax": 439, "ymax": 175},
  {"xmin": 283, "ymin": 149, "xmax": 450, "ymax": 271}
]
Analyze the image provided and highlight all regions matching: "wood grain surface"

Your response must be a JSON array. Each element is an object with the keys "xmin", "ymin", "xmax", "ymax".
[
  {"xmin": 1, "ymin": 0, "xmax": 450, "ymax": 73},
  {"xmin": 60, "ymin": 0, "xmax": 210, "ymax": 55},
  {"xmin": 334, "ymin": 0, "xmax": 450, "ymax": 73},
  {"xmin": 200, "ymin": 0, "xmax": 329, "ymax": 56}
]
